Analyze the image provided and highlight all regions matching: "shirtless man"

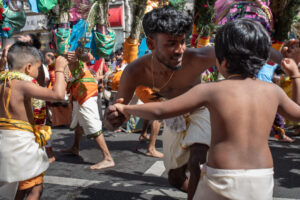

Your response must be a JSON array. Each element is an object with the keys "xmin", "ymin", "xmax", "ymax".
[
  {"xmin": 114, "ymin": 19, "xmax": 300, "ymax": 200},
  {"xmin": 105, "ymin": 6, "xmax": 283, "ymax": 199}
]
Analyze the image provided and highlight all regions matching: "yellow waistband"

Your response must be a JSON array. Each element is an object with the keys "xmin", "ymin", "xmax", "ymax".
[{"xmin": 0, "ymin": 118, "xmax": 33, "ymax": 132}]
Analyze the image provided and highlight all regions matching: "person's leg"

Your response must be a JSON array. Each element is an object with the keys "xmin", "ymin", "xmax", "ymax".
[
  {"xmin": 90, "ymin": 134, "xmax": 115, "ymax": 170},
  {"xmin": 187, "ymin": 143, "xmax": 209, "ymax": 200},
  {"xmin": 146, "ymin": 120, "xmax": 163, "ymax": 158},
  {"xmin": 61, "ymin": 124, "xmax": 83, "ymax": 155},
  {"xmin": 139, "ymin": 120, "xmax": 150, "ymax": 141},
  {"xmin": 168, "ymin": 164, "xmax": 188, "ymax": 192},
  {"xmin": 14, "ymin": 190, "xmax": 26, "ymax": 200},
  {"xmin": 24, "ymin": 184, "xmax": 43, "ymax": 200}
]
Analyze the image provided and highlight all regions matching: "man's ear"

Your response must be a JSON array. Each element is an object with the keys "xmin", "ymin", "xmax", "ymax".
[{"xmin": 146, "ymin": 37, "xmax": 154, "ymax": 50}]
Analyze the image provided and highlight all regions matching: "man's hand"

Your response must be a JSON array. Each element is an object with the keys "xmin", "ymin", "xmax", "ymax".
[
  {"xmin": 103, "ymin": 98, "xmax": 126, "ymax": 130},
  {"xmin": 67, "ymin": 51, "xmax": 79, "ymax": 64},
  {"xmin": 281, "ymin": 58, "xmax": 300, "ymax": 77},
  {"xmin": 55, "ymin": 56, "xmax": 69, "ymax": 71}
]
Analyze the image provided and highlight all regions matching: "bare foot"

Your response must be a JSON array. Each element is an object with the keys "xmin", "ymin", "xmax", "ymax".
[
  {"xmin": 278, "ymin": 135, "xmax": 295, "ymax": 143},
  {"xmin": 139, "ymin": 134, "xmax": 150, "ymax": 142},
  {"xmin": 293, "ymin": 127, "xmax": 300, "ymax": 136},
  {"xmin": 46, "ymin": 147, "xmax": 56, "ymax": 163},
  {"xmin": 146, "ymin": 149, "xmax": 164, "ymax": 158},
  {"xmin": 90, "ymin": 159, "xmax": 115, "ymax": 170},
  {"xmin": 60, "ymin": 147, "xmax": 80, "ymax": 156},
  {"xmin": 114, "ymin": 128, "xmax": 122, "ymax": 133}
]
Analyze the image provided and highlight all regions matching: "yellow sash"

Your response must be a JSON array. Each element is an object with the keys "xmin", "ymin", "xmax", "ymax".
[{"xmin": 0, "ymin": 118, "xmax": 52, "ymax": 147}]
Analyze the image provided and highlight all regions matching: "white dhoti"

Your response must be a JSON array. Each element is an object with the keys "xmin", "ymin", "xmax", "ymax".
[
  {"xmin": 193, "ymin": 164, "xmax": 274, "ymax": 200},
  {"xmin": 0, "ymin": 130, "xmax": 49, "ymax": 199},
  {"xmin": 70, "ymin": 96, "xmax": 102, "ymax": 135},
  {"xmin": 162, "ymin": 107, "xmax": 211, "ymax": 171}
]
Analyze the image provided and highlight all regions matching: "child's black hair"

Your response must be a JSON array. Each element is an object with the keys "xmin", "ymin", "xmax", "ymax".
[
  {"xmin": 7, "ymin": 41, "xmax": 42, "ymax": 70},
  {"xmin": 215, "ymin": 18, "xmax": 271, "ymax": 78}
]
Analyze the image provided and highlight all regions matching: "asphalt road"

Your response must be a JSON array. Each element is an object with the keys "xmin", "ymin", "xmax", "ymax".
[{"xmin": 41, "ymin": 127, "xmax": 300, "ymax": 200}]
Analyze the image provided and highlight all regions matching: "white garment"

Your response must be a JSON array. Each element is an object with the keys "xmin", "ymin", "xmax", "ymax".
[
  {"xmin": 193, "ymin": 165, "xmax": 274, "ymax": 200},
  {"xmin": 0, "ymin": 129, "xmax": 49, "ymax": 199},
  {"xmin": 70, "ymin": 96, "xmax": 102, "ymax": 135},
  {"xmin": 163, "ymin": 107, "xmax": 211, "ymax": 171}
]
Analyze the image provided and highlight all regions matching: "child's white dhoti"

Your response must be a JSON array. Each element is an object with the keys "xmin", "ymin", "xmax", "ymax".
[
  {"xmin": 70, "ymin": 96, "xmax": 102, "ymax": 136},
  {"xmin": 162, "ymin": 107, "xmax": 211, "ymax": 171},
  {"xmin": 0, "ymin": 129, "xmax": 49, "ymax": 199},
  {"xmin": 193, "ymin": 164, "xmax": 274, "ymax": 200}
]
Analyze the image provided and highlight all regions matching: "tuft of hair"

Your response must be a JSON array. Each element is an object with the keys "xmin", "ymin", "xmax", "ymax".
[
  {"xmin": 7, "ymin": 41, "xmax": 43, "ymax": 70},
  {"xmin": 142, "ymin": 6, "xmax": 192, "ymax": 38},
  {"xmin": 215, "ymin": 19, "xmax": 271, "ymax": 78}
]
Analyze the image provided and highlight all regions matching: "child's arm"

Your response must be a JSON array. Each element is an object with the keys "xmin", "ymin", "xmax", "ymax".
[
  {"xmin": 281, "ymin": 58, "xmax": 300, "ymax": 104},
  {"xmin": 278, "ymin": 58, "xmax": 300, "ymax": 121},
  {"xmin": 19, "ymin": 56, "xmax": 68, "ymax": 101},
  {"xmin": 115, "ymin": 83, "xmax": 211, "ymax": 120}
]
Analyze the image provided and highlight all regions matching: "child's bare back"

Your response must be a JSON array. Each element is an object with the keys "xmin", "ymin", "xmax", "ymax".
[{"xmin": 203, "ymin": 78, "xmax": 293, "ymax": 169}]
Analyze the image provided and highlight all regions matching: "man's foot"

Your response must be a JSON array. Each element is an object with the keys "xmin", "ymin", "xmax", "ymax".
[
  {"xmin": 293, "ymin": 127, "xmax": 300, "ymax": 136},
  {"xmin": 90, "ymin": 159, "xmax": 115, "ymax": 170},
  {"xmin": 146, "ymin": 149, "xmax": 164, "ymax": 158},
  {"xmin": 278, "ymin": 134, "xmax": 295, "ymax": 143},
  {"xmin": 139, "ymin": 134, "xmax": 150, "ymax": 142},
  {"xmin": 114, "ymin": 128, "xmax": 122, "ymax": 133},
  {"xmin": 60, "ymin": 147, "xmax": 80, "ymax": 156},
  {"xmin": 46, "ymin": 147, "xmax": 56, "ymax": 163}
]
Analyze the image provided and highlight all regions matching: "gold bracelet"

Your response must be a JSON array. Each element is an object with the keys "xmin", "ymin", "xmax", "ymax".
[
  {"xmin": 55, "ymin": 70, "xmax": 64, "ymax": 73},
  {"xmin": 290, "ymin": 75, "xmax": 300, "ymax": 79}
]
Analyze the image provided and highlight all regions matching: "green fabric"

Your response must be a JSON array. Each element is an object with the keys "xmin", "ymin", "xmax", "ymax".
[
  {"xmin": 94, "ymin": 28, "xmax": 116, "ymax": 57},
  {"xmin": 54, "ymin": 27, "xmax": 71, "ymax": 55},
  {"xmin": 3, "ymin": 8, "xmax": 26, "ymax": 37},
  {"xmin": 37, "ymin": 0, "xmax": 57, "ymax": 13}
]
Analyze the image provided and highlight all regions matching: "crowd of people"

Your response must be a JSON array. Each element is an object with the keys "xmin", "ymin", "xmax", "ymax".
[{"xmin": 0, "ymin": 5, "xmax": 300, "ymax": 200}]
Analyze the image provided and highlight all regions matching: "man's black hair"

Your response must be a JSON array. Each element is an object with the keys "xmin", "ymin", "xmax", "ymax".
[
  {"xmin": 142, "ymin": 6, "xmax": 192, "ymax": 38},
  {"xmin": 115, "ymin": 48, "xmax": 123, "ymax": 56},
  {"xmin": 7, "ymin": 41, "xmax": 42, "ymax": 70},
  {"xmin": 215, "ymin": 18, "xmax": 271, "ymax": 78}
]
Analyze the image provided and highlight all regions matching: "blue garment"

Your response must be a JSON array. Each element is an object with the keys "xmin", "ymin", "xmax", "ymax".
[
  {"xmin": 68, "ymin": 19, "xmax": 91, "ymax": 51},
  {"xmin": 257, "ymin": 63, "xmax": 278, "ymax": 83},
  {"xmin": 138, "ymin": 36, "xmax": 151, "ymax": 58},
  {"xmin": 28, "ymin": 0, "xmax": 39, "ymax": 13}
]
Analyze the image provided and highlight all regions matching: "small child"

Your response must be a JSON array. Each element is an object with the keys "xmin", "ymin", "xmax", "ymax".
[
  {"xmin": 114, "ymin": 19, "xmax": 300, "ymax": 199},
  {"xmin": 0, "ymin": 41, "xmax": 68, "ymax": 200}
]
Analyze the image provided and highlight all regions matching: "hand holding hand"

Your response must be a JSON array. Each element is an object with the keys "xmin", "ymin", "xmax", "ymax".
[
  {"xmin": 55, "ymin": 56, "xmax": 69, "ymax": 71},
  {"xmin": 114, "ymin": 103, "xmax": 130, "ymax": 121},
  {"xmin": 283, "ymin": 38, "xmax": 300, "ymax": 65},
  {"xmin": 103, "ymin": 98, "xmax": 126, "ymax": 130},
  {"xmin": 281, "ymin": 58, "xmax": 300, "ymax": 77}
]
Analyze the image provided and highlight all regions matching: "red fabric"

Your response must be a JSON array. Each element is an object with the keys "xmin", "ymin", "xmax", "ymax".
[{"xmin": 87, "ymin": 59, "xmax": 108, "ymax": 74}]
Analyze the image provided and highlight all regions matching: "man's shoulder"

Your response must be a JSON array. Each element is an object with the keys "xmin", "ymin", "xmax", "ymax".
[{"xmin": 124, "ymin": 55, "xmax": 150, "ymax": 74}]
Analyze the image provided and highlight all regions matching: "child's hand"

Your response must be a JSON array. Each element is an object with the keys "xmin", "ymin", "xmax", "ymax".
[
  {"xmin": 283, "ymin": 39, "xmax": 300, "ymax": 65},
  {"xmin": 55, "ymin": 56, "xmax": 68, "ymax": 71},
  {"xmin": 281, "ymin": 58, "xmax": 300, "ymax": 77},
  {"xmin": 114, "ymin": 103, "xmax": 130, "ymax": 122}
]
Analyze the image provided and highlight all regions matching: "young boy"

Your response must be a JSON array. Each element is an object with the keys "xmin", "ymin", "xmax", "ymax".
[
  {"xmin": 114, "ymin": 19, "xmax": 300, "ymax": 199},
  {"xmin": 0, "ymin": 41, "xmax": 68, "ymax": 200}
]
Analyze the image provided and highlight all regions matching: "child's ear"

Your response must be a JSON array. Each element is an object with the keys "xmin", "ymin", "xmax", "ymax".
[{"xmin": 24, "ymin": 63, "xmax": 32, "ymax": 75}]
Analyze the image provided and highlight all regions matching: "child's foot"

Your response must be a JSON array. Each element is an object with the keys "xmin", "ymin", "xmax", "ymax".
[
  {"xmin": 46, "ymin": 147, "xmax": 56, "ymax": 163},
  {"xmin": 139, "ymin": 134, "xmax": 150, "ymax": 142},
  {"xmin": 90, "ymin": 159, "xmax": 115, "ymax": 170},
  {"xmin": 278, "ymin": 134, "xmax": 295, "ymax": 143},
  {"xmin": 146, "ymin": 149, "xmax": 164, "ymax": 158},
  {"xmin": 60, "ymin": 146, "xmax": 80, "ymax": 156}
]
